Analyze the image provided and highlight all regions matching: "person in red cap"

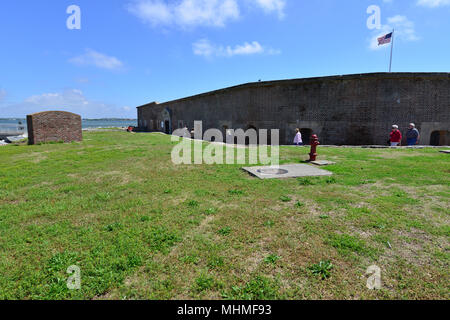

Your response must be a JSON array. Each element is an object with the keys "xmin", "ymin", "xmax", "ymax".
[{"xmin": 389, "ymin": 125, "xmax": 402, "ymax": 146}]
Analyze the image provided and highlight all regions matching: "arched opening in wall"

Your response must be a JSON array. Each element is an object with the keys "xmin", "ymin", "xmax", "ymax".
[
  {"xmin": 164, "ymin": 121, "xmax": 170, "ymax": 134},
  {"xmin": 430, "ymin": 130, "xmax": 448, "ymax": 146},
  {"xmin": 161, "ymin": 108, "xmax": 172, "ymax": 134},
  {"xmin": 300, "ymin": 128, "xmax": 313, "ymax": 145}
]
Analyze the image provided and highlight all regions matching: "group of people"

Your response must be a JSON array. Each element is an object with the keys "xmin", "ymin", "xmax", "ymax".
[
  {"xmin": 293, "ymin": 123, "xmax": 421, "ymax": 147},
  {"xmin": 389, "ymin": 123, "xmax": 420, "ymax": 146}
]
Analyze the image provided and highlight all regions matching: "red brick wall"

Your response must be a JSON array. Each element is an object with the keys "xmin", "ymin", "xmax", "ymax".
[
  {"xmin": 27, "ymin": 111, "xmax": 82, "ymax": 145},
  {"xmin": 137, "ymin": 72, "xmax": 450, "ymax": 145}
]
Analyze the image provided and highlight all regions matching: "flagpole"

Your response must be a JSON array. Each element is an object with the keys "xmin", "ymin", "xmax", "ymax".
[{"xmin": 389, "ymin": 29, "xmax": 395, "ymax": 72}]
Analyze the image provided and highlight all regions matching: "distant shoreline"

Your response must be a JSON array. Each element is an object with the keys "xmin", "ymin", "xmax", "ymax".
[{"xmin": 1, "ymin": 119, "xmax": 137, "ymax": 139}]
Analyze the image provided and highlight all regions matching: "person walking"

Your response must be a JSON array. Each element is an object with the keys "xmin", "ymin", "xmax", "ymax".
[
  {"xmin": 389, "ymin": 125, "xmax": 402, "ymax": 146},
  {"xmin": 294, "ymin": 128, "xmax": 303, "ymax": 146},
  {"xmin": 406, "ymin": 123, "xmax": 420, "ymax": 146}
]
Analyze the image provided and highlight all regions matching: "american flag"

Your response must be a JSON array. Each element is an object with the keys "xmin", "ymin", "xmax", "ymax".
[{"xmin": 378, "ymin": 32, "xmax": 393, "ymax": 46}]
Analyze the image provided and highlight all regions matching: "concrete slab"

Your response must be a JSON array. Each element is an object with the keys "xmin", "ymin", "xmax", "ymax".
[
  {"xmin": 5, "ymin": 136, "xmax": 25, "ymax": 143},
  {"xmin": 242, "ymin": 164, "xmax": 333, "ymax": 180},
  {"xmin": 439, "ymin": 150, "xmax": 450, "ymax": 154},
  {"xmin": 310, "ymin": 160, "xmax": 336, "ymax": 166}
]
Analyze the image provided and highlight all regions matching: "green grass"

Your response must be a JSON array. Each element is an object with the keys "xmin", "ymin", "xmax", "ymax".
[
  {"xmin": 223, "ymin": 276, "xmax": 281, "ymax": 300},
  {"xmin": 0, "ymin": 131, "xmax": 449, "ymax": 300},
  {"xmin": 218, "ymin": 227, "xmax": 232, "ymax": 236},
  {"xmin": 309, "ymin": 260, "xmax": 334, "ymax": 280},
  {"xmin": 280, "ymin": 196, "xmax": 292, "ymax": 202},
  {"xmin": 264, "ymin": 254, "xmax": 281, "ymax": 265}
]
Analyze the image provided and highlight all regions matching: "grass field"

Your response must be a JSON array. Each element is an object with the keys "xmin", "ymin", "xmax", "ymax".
[{"xmin": 0, "ymin": 131, "xmax": 448, "ymax": 300}]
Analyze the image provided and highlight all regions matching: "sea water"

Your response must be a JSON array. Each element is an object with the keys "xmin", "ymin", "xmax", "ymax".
[{"xmin": 0, "ymin": 118, "xmax": 137, "ymax": 133}]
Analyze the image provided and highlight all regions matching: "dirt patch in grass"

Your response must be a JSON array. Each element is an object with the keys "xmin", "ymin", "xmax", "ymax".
[
  {"xmin": 377, "ymin": 228, "xmax": 440, "ymax": 268},
  {"xmin": 373, "ymin": 152, "xmax": 424, "ymax": 160}
]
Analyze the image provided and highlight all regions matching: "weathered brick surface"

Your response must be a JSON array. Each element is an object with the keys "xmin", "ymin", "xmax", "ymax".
[
  {"xmin": 137, "ymin": 73, "xmax": 450, "ymax": 145},
  {"xmin": 27, "ymin": 111, "xmax": 82, "ymax": 145}
]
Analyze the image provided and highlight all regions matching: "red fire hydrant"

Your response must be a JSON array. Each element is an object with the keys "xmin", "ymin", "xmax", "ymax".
[{"xmin": 308, "ymin": 134, "xmax": 320, "ymax": 162}]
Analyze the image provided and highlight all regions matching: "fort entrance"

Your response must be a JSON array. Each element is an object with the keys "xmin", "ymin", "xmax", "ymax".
[
  {"xmin": 430, "ymin": 130, "xmax": 449, "ymax": 146},
  {"xmin": 162, "ymin": 108, "xmax": 172, "ymax": 135}
]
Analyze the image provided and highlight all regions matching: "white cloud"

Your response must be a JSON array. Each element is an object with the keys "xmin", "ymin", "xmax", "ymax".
[
  {"xmin": 193, "ymin": 38, "xmax": 280, "ymax": 58},
  {"xmin": 127, "ymin": 0, "xmax": 240, "ymax": 28},
  {"xmin": 127, "ymin": 0, "xmax": 288, "ymax": 28},
  {"xmin": 251, "ymin": 0, "xmax": 286, "ymax": 19},
  {"xmin": 128, "ymin": 0, "xmax": 173, "ymax": 25},
  {"xmin": 369, "ymin": 15, "xmax": 419, "ymax": 50},
  {"xmin": 0, "ymin": 89, "xmax": 135, "ymax": 118},
  {"xmin": 417, "ymin": 0, "xmax": 450, "ymax": 7},
  {"xmin": 229, "ymin": 41, "xmax": 264, "ymax": 55},
  {"xmin": 387, "ymin": 15, "xmax": 419, "ymax": 41},
  {"xmin": 69, "ymin": 49, "xmax": 124, "ymax": 70},
  {"xmin": 193, "ymin": 39, "xmax": 216, "ymax": 57}
]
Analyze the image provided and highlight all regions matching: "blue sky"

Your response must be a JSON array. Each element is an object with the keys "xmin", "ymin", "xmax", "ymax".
[{"xmin": 0, "ymin": 0, "xmax": 449, "ymax": 118}]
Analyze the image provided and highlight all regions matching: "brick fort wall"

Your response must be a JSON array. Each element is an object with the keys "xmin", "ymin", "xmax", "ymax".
[
  {"xmin": 27, "ymin": 111, "xmax": 82, "ymax": 145},
  {"xmin": 137, "ymin": 73, "xmax": 450, "ymax": 146}
]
